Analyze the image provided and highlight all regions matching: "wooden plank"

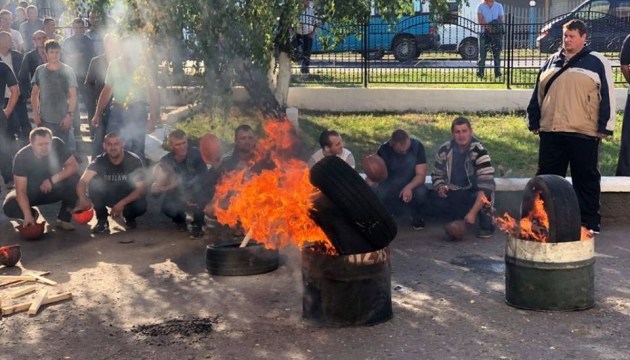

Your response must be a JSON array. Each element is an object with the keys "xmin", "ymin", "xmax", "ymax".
[
  {"xmin": 6, "ymin": 271, "xmax": 50, "ymax": 288},
  {"xmin": 0, "ymin": 275, "xmax": 36, "ymax": 282},
  {"xmin": 28, "ymin": 273, "xmax": 57, "ymax": 286},
  {"xmin": 10, "ymin": 285, "xmax": 37, "ymax": 299},
  {"xmin": 1, "ymin": 292, "xmax": 72, "ymax": 316},
  {"xmin": 28, "ymin": 289, "xmax": 49, "ymax": 316}
]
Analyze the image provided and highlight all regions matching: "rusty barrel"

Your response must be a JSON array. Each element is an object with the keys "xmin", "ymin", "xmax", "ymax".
[
  {"xmin": 505, "ymin": 236, "xmax": 595, "ymax": 311},
  {"xmin": 302, "ymin": 246, "xmax": 392, "ymax": 326}
]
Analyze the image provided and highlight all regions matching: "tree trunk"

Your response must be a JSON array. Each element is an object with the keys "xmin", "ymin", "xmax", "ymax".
[
  {"xmin": 273, "ymin": 51, "xmax": 292, "ymax": 107},
  {"xmin": 239, "ymin": 62, "xmax": 285, "ymax": 119}
]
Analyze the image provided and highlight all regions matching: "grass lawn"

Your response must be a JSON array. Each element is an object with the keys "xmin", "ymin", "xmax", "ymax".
[{"xmin": 175, "ymin": 109, "xmax": 624, "ymax": 177}]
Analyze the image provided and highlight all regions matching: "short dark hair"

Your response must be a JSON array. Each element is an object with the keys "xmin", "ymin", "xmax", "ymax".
[
  {"xmin": 234, "ymin": 124, "xmax": 253, "ymax": 138},
  {"xmin": 104, "ymin": 132, "xmax": 121, "ymax": 141},
  {"xmin": 43, "ymin": 18, "xmax": 55, "ymax": 26},
  {"xmin": 44, "ymin": 39, "xmax": 61, "ymax": 52},
  {"xmin": 451, "ymin": 116, "xmax": 472, "ymax": 132},
  {"xmin": 72, "ymin": 18, "xmax": 85, "ymax": 26},
  {"xmin": 167, "ymin": 129, "xmax": 187, "ymax": 141},
  {"xmin": 390, "ymin": 129, "xmax": 410, "ymax": 145},
  {"xmin": 563, "ymin": 19, "xmax": 587, "ymax": 36},
  {"xmin": 29, "ymin": 127, "xmax": 52, "ymax": 142},
  {"xmin": 318, "ymin": 129, "xmax": 340, "ymax": 149}
]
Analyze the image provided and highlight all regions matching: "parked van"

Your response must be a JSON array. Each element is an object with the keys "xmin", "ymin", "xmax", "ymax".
[
  {"xmin": 310, "ymin": 11, "xmax": 439, "ymax": 62},
  {"xmin": 437, "ymin": 1, "xmax": 481, "ymax": 60},
  {"xmin": 537, "ymin": 0, "xmax": 630, "ymax": 53}
]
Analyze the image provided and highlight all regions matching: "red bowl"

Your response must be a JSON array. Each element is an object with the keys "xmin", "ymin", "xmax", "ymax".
[
  {"xmin": 17, "ymin": 222, "xmax": 45, "ymax": 241},
  {"xmin": 73, "ymin": 208, "xmax": 94, "ymax": 224}
]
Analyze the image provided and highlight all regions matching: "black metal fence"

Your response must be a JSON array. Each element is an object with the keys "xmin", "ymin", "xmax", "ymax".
[{"xmin": 290, "ymin": 13, "xmax": 629, "ymax": 89}]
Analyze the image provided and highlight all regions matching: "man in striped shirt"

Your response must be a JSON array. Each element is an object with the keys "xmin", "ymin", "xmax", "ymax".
[{"xmin": 432, "ymin": 116, "xmax": 496, "ymax": 239}]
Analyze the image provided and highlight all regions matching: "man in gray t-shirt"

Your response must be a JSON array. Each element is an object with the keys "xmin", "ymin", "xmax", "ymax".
[{"xmin": 31, "ymin": 40, "xmax": 78, "ymax": 149}]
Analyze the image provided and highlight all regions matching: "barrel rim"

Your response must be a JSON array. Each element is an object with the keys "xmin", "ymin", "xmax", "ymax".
[{"xmin": 506, "ymin": 236, "xmax": 594, "ymax": 263}]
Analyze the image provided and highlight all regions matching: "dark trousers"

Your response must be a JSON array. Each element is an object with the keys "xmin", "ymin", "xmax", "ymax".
[
  {"xmin": 88, "ymin": 177, "xmax": 147, "ymax": 222},
  {"xmin": 537, "ymin": 132, "xmax": 601, "ymax": 230},
  {"xmin": 616, "ymin": 95, "xmax": 630, "ymax": 175},
  {"xmin": 434, "ymin": 189, "xmax": 494, "ymax": 230},
  {"xmin": 91, "ymin": 106, "xmax": 110, "ymax": 157},
  {"xmin": 161, "ymin": 188, "xmax": 205, "ymax": 227},
  {"xmin": 478, "ymin": 33, "xmax": 502, "ymax": 77},
  {"xmin": 0, "ymin": 110, "xmax": 13, "ymax": 184},
  {"xmin": 107, "ymin": 103, "xmax": 147, "ymax": 159},
  {"xmin": 4, "ymin": 97, "xmax": 31, "ymax": 141},
  {"xmin": 293, "ymin": 34, "xmax": 313, "ymax": 74},
  {"xmin": 374, "ymin": 182, "xmax": 427, "ymax": 220},
  {"xmin": 2, "ymin": 174, "xmax": 79, "ymax": 222}
]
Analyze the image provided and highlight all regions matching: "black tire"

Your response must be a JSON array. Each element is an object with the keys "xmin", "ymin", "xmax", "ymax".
[
  {"xmin": 310, "ymin": 156, "xmax": 397, "ymax": 253},
  {"xmin": 458, "ymin": 37, "xmax": 478, "ymax": 60},
  {"xmin": 362, "ymin": 50, "xmax": 384, "ymax": 61},
  {"xmin": 392, "ymin": 35, "xmax": 418, "ymax": 62},
  {"xmin": 520, "ymin": 175, "xmax": 581, "ymax": 243},
  {"xmin": 205, "ymin": 242, "xmax": 279, "ymax": 276},
  {"xmin": 310, "ymin": 193, "xmax": 380, "ymax": 255}
]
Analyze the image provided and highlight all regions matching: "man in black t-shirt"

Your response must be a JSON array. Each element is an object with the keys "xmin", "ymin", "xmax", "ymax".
[
  {"xmin": 76, "ymin": 132, "xmax": 147, "ymax": 234},
  {"xmin": 151, "ymin": 129, "xmax": 209, "ymax": 238},
  {"xmin": 617, "ymin": 34, "xmax": 630, "ymax": 175},
  {"xmin": 0, "ymin": 60, "xmax": 19, "ymax": 190},
  {"xmin": 375, "ymin": 129, "xmax": 428, "ymax": 230},
  {"xmin": 3, "ymin": 127, "xmax": 79, "ymax": 231}
]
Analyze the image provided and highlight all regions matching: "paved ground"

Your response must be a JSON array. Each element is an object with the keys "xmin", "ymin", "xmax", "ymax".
[{"xmin": 1, "ymin": 194, "xmax": 629, "ymax": 360}]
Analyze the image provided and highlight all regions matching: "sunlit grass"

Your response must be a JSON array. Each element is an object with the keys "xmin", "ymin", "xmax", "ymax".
[{"xmin": 176, "ymin": 109, "xmax": 624, "ymax": 177}]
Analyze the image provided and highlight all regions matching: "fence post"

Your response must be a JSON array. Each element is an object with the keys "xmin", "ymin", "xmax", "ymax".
[
  {"xmin": 506, "ymin": 14, "xmax": 512, "ymax": 90},
  {"xmin": 363, "ymin": 19, "xmax": 369, "ymax": 88}
]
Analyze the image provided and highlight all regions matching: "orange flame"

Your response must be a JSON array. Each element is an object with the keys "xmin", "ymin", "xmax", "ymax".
[
  {"xmin": 496, "ymin": 191, "xmax": 550, "ymax": 242},
  {"xmin": 212, "ymin": 119, "xmax": 334, "ymax": 253}
]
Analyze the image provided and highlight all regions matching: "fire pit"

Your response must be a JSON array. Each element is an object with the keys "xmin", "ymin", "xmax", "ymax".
[
  {"xmin": 302, "ymin": 245, "xmax": 392, "ymax": 326},
  {"xmin": 500, "ymin": 175, "xmax": 595, "ymax": 311}
]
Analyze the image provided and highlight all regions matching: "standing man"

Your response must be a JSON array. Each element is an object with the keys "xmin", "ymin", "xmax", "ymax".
[
  {"xmin": 432, "ymin": 117, "xmax": 496, "ymax": 238},
  {"xmin": 76, "ymin": 132, "xmax": 147, "ymax": 234},
  {"xmin": 43, "ymin": 18, "xmax": 62, "ymax": 42},
  {"xmin": 0, "ymin": 9, "xmax": 23, "ymax": 52},
  {"xmin": 92, "ymin": 37, "xmax": 159, "ymax": 160},
  {"xmin": 527, "ymin": 19, "xmax": 615, "ymax": 235},
  {"xmin": 151, "ymin": 129, "xmax": 209, "ymax": 238},
  {"xmin": 2, "ymin": 127, "xmax": 79, "ymax": 230},
  {"xmin": 0, "ymin": 31, "xmax": 29, "ymax": 142},
  {"xmin": 18, "ymin": 30, "xmax": 46, "ymax": 101},
  {"xmin": 219, "ymin": 124, "xmax": 257, "ymax": 173},
  {"xmin": 307, "ymin": 129, "xmax": 355, "ymax": 169},
  {"xmin": 0, "ymin": 59, "xmax": 18, "ymax": 190},
  {"xmin": 476, "ymin": 0, "xmax": 504, "ymax": 79},
  {"xmin": 18, "ymin": 5, "xmax": 42, "ymax": 52},
  {"xmin": 374, "ymin": 129, "xmax": 428, "ymax": 230},
  {"xmin": 292, "ymin": 0, "xmax": 319, "ymax": 75},
  {"xmin": 63, "ymin": 18, "xmax": 94, "ymax": 135},
  {"xmin": 31, "ymin": 39, "xmax": 78, "ymax": 153},
  {"xmin": 85, "ymin": 33, "xmax": 116, "ymax": 156},
  {"xmin": 617, "ymin": 34, "xmax": 630, "ymax": 176}
]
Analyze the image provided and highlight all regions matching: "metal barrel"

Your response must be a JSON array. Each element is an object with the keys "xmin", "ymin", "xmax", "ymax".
[{"xmin": 302, "ymin": 246, "xmax": 392, "ymax": 326}]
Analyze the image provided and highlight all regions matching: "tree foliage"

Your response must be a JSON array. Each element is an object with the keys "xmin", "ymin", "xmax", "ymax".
[{"xmin": 66, "ymin": 0, "xmax": 463, "ymax": 115}]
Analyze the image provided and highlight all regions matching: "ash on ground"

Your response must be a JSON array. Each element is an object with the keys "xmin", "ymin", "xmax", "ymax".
[{"xmin": 131, "ymin": 316, "xmax": 220, "ymax": 345}]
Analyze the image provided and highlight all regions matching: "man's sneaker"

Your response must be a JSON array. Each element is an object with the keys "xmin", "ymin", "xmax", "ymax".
[
  {"xmin": 56, "ymin": 219, "xmax": 75, "ymax": 231},
  {"xmin": 175, "ymin": 221, "xmax": 188, "ymax": 232},
  {"xmin": 477, "ymin": 229, "xmax": 495, "ymax": 239},
  {"xmin": 125, "ymin": 219, "xmax": 137, "ymax": 230},
  {"xmin": 412, "ymin": 217, "xmax": 425, "ymax": 231},
  {"xmin": 190, "ymin": 225, "xmax": 204, "ymax": 239},
  {"xmin": 92, "ymin": 220, "xmax": 109, "ymax": 234}
]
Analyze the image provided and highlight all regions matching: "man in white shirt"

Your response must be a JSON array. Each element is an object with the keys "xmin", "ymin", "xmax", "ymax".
[
  {"xmin": 293, "ymin": 0, "xmax": 319, "ymax": 75},
  {"xmin": 307, "ymin": 129, "xmax": 355, "ymax": 169},
  {"xmin": 0, "ymin": 10, "xmax": 23, "ymax": 52}
]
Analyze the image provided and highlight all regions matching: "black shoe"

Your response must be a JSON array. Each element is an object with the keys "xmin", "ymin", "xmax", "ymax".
[
  {"xmin": 190, "ymin": 225, "xmax": 204, "ymax": 239},
  {"xmin": 477, "ymin": 228, "xmax": 495, "ymax": 239},
  {"xmin": 125, "ymin": 218, "xmax": 137, "ymax": 230},
  {"xmin": 412, "ymin": 217, "xmax": 425, "ymax": 231},
  {"xmin": 92, "ymin": 220, "xmax": 109, "ymax": 234},
  {"xmin": 175, "ymin": 221, "xmax": 188, "ymax": 232}
]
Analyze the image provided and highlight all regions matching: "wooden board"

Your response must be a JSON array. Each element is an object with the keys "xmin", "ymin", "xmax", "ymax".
[
  {"xmin": 28, "ymin": 289, "xmax": 49, "ymax": 315},
  {"xmin": 1, "ymin": 292, "xmax": 72, "ymax": 316},
  {"xmin": 10, "ymin": 285, "xmax": 37, "ymax": 299}
]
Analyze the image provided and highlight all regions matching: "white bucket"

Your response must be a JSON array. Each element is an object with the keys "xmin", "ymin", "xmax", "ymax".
[{"xmin": 286, "ymin": 107, "xmax": 299, "ymax": 130}]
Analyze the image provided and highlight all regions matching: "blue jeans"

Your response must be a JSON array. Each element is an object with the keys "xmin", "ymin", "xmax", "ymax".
[
  {"xmin": 478, "ymin": 33, "xmax": 502, "ymax": 77},
  {"xmin": 106, "ymin": 103, "xmax": 148, "ymax": 159}
]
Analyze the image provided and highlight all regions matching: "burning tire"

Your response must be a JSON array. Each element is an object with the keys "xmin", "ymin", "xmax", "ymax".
[
  {"xmin": 310, "ymin": 156, "xmax": 397, "ymax": 253},
  {"xmin": 520, "ymin": 175, "xmax": 581, "ymax": 243},
  {"xmin": 205, "ymin": 242, "xmax": 279, "ymax": 276}
]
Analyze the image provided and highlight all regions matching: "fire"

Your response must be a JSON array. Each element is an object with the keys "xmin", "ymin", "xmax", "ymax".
[
  {"xmin": 212, "ymin": 119, "xmax": 334, "ymax": 253},
  {"xmin": 496, "ymin": 191, "xmax": 592, "ymax": 242}
]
